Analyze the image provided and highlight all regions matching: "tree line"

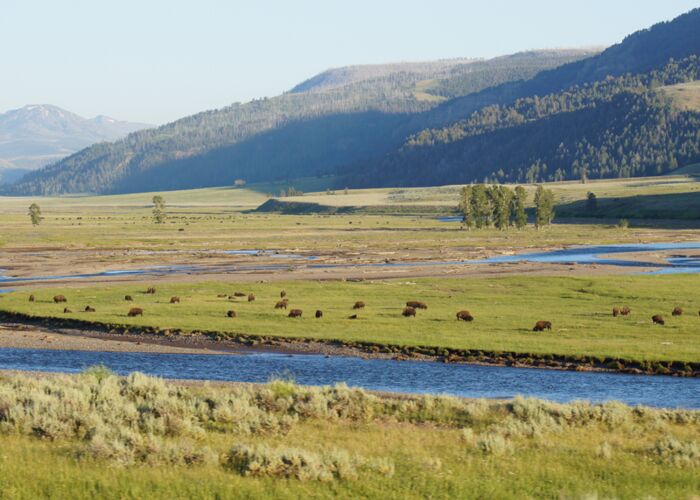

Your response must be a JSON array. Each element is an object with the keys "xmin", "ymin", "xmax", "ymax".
[{"xmin": 458, "ymin": 184, "xmax": 554, "ymax": 229}]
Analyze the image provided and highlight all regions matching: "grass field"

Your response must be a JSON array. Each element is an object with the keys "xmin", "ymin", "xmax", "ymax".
[
  {"xmin": 4, "ymin": 274, "xmax": 700, "ymax": 363},
  {"xmin": 0, "ymin": 370, "xmax": 696, "ymax": 499},
  {"xmin": 661, "ymin": 80, "xmax": 700, "ymax": 112}
]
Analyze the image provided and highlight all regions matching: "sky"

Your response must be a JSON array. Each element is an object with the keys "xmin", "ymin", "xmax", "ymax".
[{"xmin": 1, "ymin": 0, "xmax": 698, "ymax": 125}]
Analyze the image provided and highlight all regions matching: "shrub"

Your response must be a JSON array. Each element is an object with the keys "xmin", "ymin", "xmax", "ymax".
[{"xmin": 650, "ymin": 437, "xmax": 700, "ymax": 467}]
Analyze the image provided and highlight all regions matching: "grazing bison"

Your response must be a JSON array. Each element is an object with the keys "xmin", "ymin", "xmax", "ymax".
[
  {"xmin": 620, "ymin": 306, "xmax": 631, "ymax": 316},
  {"xmin": 84, "ymin": 306, "xmax": 96, "ymax": 312},
  {"xmin": 456, "ymin": 310, "xmax": 474, "ymax": 322},
  {"xmin": 280, "ymin": 290, "xmax": 287, "ymax": 298},
  {"xmin": 227, "ymin": 310, "xmax": 237, "ymax": 318},
  {"xmin": 128, "ymin": 307, "xmax": 144, "ymax": 317},
  {"xmin": 53, "ymin": 295, "xmax": 67, "ymax": 303},
  {"xmin": 406, "ymin": 301, "xmax": 427, "ymax": 310},
  {"xmin": 124, "ymin": 295, "xmax": 133, "ymax": 301},
  {"xmin": 28, "ymin": 294, "xmax": 35, "ymax": 302},
  {"xmin": 353, "ymin": 301, "xmax": 365, "ymax": 310},
  {"xmin": 288, "ymin": 309, "xmax": 303, "ymax": 318},
  {"xmin": 533, "ymin": 320, "xmax": 552, "ymax": 332},
  {"xmin": 248, "ymin": 293, "xmax": 256, "ymax": 302},
  {"xmin": 63, "ymin": 308, "xmax": 72, "ymax": 313},
  {"xmin": 170, "ymin": 296, "xmax": 180, "ymax": 304},
  {"xmin": 274, "ymin": 300, "xmax": 288, "ymax": 309},
  {"xmin": 216, "ymin": 294, "xmax": 228, "ymax": 298},
  {"xmin": 146, "ymin": 287, "xmax": 156, "ymax": 294},
  {"xmin": 652, "ymin": 314, "xmax": 665, "ymax": 325},
  {"xmin": 233, "ymin": 292, "xmax": 246, "ymax": 297},
  {"xmin": 672, "ymin": 307, "xmax": 683, "ymax": 316},
  {"xmin": 315, "ymin": 310, "xmax": 323, "ymax": 318},
  {"xmin": 348, "ymin": 314, "xmax": 358, "ymax": 320},
  {"xmin": 612, "ymin": 307, "xmax": 620, "ymax": 317},
  {"xmin": 402, "ymin": 306, "xmax": 416, "ymax": 317}
]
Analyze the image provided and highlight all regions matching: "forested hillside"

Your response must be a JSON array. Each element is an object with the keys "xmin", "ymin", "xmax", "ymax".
[
  {"xmin": 5, "ymin": 51, "xmax": 593, "ymax": 195},
  {"xmin": 341, "ymin": 57, "xmax": 700, "ymax": 187}
]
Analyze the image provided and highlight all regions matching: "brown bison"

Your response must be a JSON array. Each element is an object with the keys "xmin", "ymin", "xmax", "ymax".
[
  {"xmin": 28, "ymin": 294, "xmax": 35, "ymax": 302},
  {"xmin": 233, "ymin": 292, "xmax": 247, "ymax": 297},
  {"xmin": 456, "ymin": 310, "xmax": 474, "ymax": 322},
  {"xmin": 63, "ymin": 308, "xmax": 72, "ymax": 313},
  {"xmin": 274, "ymin": 300, "xmax": 288, "ymax": 309},
  {"xmin": 280, "ymin": 290, "xmax": 287, "ymax": 298},
  {"xmin": 612, "ymin": 307, "xmax": 620, "ymax": 317},
  {"xmin": 146, "ymin": 287, "xmax": 156, "ymax": 294},
  {"xmin": 533, "ymin": 320, "xmax": 552, "ymax": 332},
  {"xmin": 406, "ymin": 301, "xmax": 427, "ymax": 310},
  {"xmin": 248, "ymin": 293, "xmax": 256, "ymax": 302},
  {"xmin": 128, "ymin": 307, "xmax": 144, "ymax": 317},
  {"xmin": 124, "ymin": 295, "xmax": 133, "ymax": 301},
  {"xmin": 315, "ymin": 310, "xmax": 323, "ymax": 318},
  {"xmin": 348, "ymin": 314, "xmax": 358, "ymax": 320},
  {"xmin": 170, "ymin": 296, "xmax": 180, "ymax": 304},
  {"xmin": 402, "ymin": 306, "xmax": 416, "ymax": 317},
  {"xmin": 216, "ymin": 294, "xmax": 228, "ymax": 298},
  {"xmin": 353, "ymin": 301, "xmax": 365, "ymax": 310},
  {"xmin": 227, "ymin": 310, "xmax": 237, "ymax": 318},
  {"xmin": 288, "ymin": 309, "xmax": 302, "ymax": 318},
  {"xmin": 84, "ymin": 306, "xmax": 96, "ymax": 312},
  {"xmin": 652, "ymin": 314, "xmax": 665, "ymax": 325},
  {"xmin": 672, "ymin": 307, "xmax": 683, "ymax": 316},
  {"xmin": 620, "ymin": 306, "xmax": 631, "ymax": 316},
  {"xmin": 53, "ymin": 295, "xmax": 67, "ymax": 303}
]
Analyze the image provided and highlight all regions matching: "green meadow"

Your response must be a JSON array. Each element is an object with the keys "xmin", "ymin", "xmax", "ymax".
[{"xmin": 4, "ymin": 274, "xmax": 700, "ymax": 363}]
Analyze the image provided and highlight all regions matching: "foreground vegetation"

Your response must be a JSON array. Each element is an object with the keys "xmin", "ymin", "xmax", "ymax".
[
  {"xmin": 4, "ymin": 274, "xmax": 700, "ymax": 365},
  {"xmin": 0, "ymin": 369, "xmax": 697, "ymax": 498}
]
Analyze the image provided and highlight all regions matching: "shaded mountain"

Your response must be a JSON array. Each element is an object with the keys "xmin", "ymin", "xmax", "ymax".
[{"xmin": 5, "ymin": 50, "xmax": 594, "ymax": 195}]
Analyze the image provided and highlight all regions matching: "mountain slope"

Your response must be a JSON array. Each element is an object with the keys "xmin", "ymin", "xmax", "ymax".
[
  {"xmin": 0, "ymin": 104, "xmax": 149, "ymax": 176},
  {"xmin": 5, "ymin": 50, "xmax": 594, "ymax": 195}
]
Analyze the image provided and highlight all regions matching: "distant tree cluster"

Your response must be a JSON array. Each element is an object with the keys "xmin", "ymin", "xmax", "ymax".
[
  {"xmin": 278, "ymin": 187, "xmax": 303, "ymax": 197},
  {"xmin": 28, "ymin": 203, "xmax": 42, "ymax": 226},
  {"xmin": 458, "ymin": 184, "xmax": 553, "ymax": 229}
]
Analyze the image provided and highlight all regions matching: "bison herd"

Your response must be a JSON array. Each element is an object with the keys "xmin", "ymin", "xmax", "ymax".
[{"xmin": 23, "ymin": 287, "xmax": 700, "ymax": 332}]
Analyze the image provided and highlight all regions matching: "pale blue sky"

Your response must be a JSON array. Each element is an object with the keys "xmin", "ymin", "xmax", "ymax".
[{"xmin": 2, "ymin": 0, "xmax": 698, "ymax": 124}]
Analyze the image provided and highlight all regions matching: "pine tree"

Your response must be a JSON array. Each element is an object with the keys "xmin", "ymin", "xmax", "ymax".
[
  {"xmin": 152, "ymin": 195, "xmax": 166, "ymax": 224},
  {"xmin": 28, "ymin": 203, "xmax": 42, "ymax": 226},
  {"xmin": 534, "ymin": 186, "xmax": 555, "ymax": 228},
  {"xmin": 458, "ymin": 186, "xmax": 474, "ymax": 229}
]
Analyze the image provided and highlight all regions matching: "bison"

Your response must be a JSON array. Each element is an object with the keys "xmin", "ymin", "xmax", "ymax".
[
  {"xmin": 53, "ymin": 295, "xmax": 67, "ymax": 303},
  {"xmin": 612, "ymin": 307, "xmax": 620, "ymax": 317},
  {"xmin": 274, "ymin": 300, "xmax": 288, "ymax": 309},
  {"xmin": 248, "ymin": 293, "xmax": 256, "ymax": 302},
  {"xmin": 84, "ymin": 306, "xmax": 96, "ymax": 312},
  {"xmin": 28, "ymin": 294, "xmax": 35, "ymax": 302},
  {"xmin": 620, "ymin": 306, "xmax": 631, "ymax": 316},
  {"xmin": 533, "ymin": 320, "xmax": 552, "ymax": 332},
  {"xmin": 233, "ymin": 292, "xmax": 247, "ymax": 297},
  {"xmin": 456, "ymin": 310, "xmax": 474, "ymax": 322},
  {"xmin": 315, "ymin": 310, "xmax": 323, "ymax": 318},
  {"xmin": 227, "ymin": 310, "xmax": 237, "ymax": 318},
  {"xmin": 288, "ymin": 309, "xmax": 303, "ymax": 318},
  {"xmin": 348, "ymin": 314, "xmax": 358, "ymax": 320},
  {"xmin": 128, "ymin": 307, "xmax": 144, "ymax": 317},
  {"xmin": 216, "ymin": 294, "xmax": 228, "ymax": 298},
  {"xmin": 170, "ymin": 296, "xmax": 180, "ymax": 304},
  {"xmin": 146, "ymin": 287, "xmax": 156, "ymax": 294},
  {"xmin": 63, "ymin": 308, "xmax": 72, "ymax": 313},
  {"xmin": 402, "ymin": 306, "xmax": 416, "ymax": 317},
  {"xmin": 406, "ymin": 301, "xmax": 427, "ymax": 310},
  {"xmin": 672, "ymin": 307, "xmax": 683, "ymax": 316},
  {"xmin": 280, "ymin": 290, "xmax": 287, "ymax": 298},
  {"xmin": 124, "ymin": 295, "xmax": 133, "ymax": 301},
  {"xmin": 652, "ymin": 314, "xmax": 665, "ymax": 325},
  {"xmin": 353, "ymin": 301, "xmax": 365, "ymax": 310}
]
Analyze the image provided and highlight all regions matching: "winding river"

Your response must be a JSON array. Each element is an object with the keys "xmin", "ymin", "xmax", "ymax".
[{"xmin": 0, "ymin": 347, "xmax": 698, "ymax": 408}]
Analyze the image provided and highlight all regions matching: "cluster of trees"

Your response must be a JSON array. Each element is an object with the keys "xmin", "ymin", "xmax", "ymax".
[
  {"xmin": 458, "ymin": 184, "xmax": 554, "ymax": 229},
  {"xmin": 278, "ymin": 187, "xmax": 303, "ymax": 197},
  {"xmin": 28, "ymin": 203, "xmax": 42, "ymax": 226},
  {"xmin": 343, "ymin": 56, "xmax": 700, "ymax": 188}
]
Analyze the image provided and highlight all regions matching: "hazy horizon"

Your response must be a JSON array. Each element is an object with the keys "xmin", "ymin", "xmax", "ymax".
[{"xmin": 2, "ymin": 0, "xmax": 698, "ymax": 124}]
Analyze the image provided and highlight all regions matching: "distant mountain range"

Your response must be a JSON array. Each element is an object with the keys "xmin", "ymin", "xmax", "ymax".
[
  {"xmin": 0, "ymin": 105, "xmax": 149, "ymax": 184},
  {"xmin": 5, "ymin": 7, "xmax": 700, "ymax": 195}
]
